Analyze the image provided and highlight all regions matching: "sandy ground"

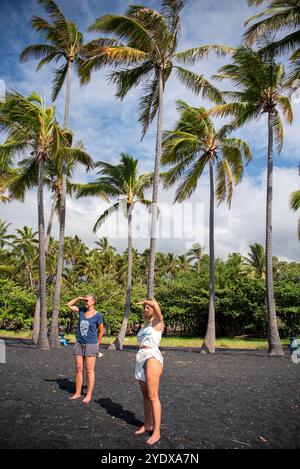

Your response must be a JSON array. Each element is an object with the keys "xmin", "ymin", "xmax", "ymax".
[{"xmin": 0, "ymin": 339, "xmax": 299, "ymax": 449}]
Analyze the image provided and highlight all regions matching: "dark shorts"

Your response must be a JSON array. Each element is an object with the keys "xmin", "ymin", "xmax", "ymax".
[{"xmin": 73, "ymin": 343, "xmax": 99, "ymax": 357}]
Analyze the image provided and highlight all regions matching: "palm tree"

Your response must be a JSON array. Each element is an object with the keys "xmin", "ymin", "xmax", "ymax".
[
  {"xmin": 178, "ymin": 254, "xmax": 190, "ymax": 272},
  {"xmin": 7, "ymin": 132, "xmax": 93, "ymax": 345},
  {"xmin": 19, "ymin": 0, "xmax": 99, "ymax": 348},
  {"xmin": 243, "ymin": 243, "xmax": 266, "ymax": 278},
  {"xmin": 210, "ymin": 46, "xmax": 293, "ymax": 355},
  {"xmin": 95, "ymin": 237, "xmax": 117, "ymax": 256},
  {"xmin": 162, "ymin": 253, "xmax": 180, "ymax": 281},
  {"xmin": 0, "ymin": 91, "xmax": 66, "ymax": 350},
  {"xmin": 79, "ymin": 0, "xmax": 233, "ymax": 298},
  {"xmin": 74, "ymin": 153, "xmax": 152, "ymax": 350},
  {"xmin": 187, "ymin": 243, "xmax": 205, "ymax": 275},
  {"xmin": 162, "ymin": 100, "xmax": 252, "ymax": 353},
  {"xmin": 290, "ymin": 189, "xmax": 300, "ymax": 240}
]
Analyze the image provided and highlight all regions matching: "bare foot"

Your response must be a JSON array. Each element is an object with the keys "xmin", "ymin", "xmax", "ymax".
[
  {"xmin": 70, "ymin": 393, "xmax": 81, "ymax": 400},
  {"xmin": 82, "ymin": 395, "xmax": 92, "ymax": 404},
  {"xmin": 135, "ymin": 425, "xmax": 153, "ymax": 435},
  {"xmin": 146, "ymin": 433, "xmax": 161, "ymax": 445}
]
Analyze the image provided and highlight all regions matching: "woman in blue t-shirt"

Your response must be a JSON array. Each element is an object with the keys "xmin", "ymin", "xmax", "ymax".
[{"xmin": 67, "ymin": 294, "xmax": 104, "ymax": 403}]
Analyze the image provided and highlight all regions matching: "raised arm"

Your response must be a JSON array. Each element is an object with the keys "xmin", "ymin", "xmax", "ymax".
[
  {"xmin": 137, "ymin": 299, "xmax": 164, "ymax": 325},
  {"xmin": 67, "ymin": 297, "xmax": 86, "ymax": 313}
]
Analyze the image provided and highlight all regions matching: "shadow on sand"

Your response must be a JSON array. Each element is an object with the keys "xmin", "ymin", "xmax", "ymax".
[{"xmin": 96, "ymin": 397, "xmax": 143, "ymax": 429}]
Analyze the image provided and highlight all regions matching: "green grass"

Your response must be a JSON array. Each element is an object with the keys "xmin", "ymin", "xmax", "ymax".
[{"xmin": 0, "ymin": 329, "xmax": 289, "ymax": 349}]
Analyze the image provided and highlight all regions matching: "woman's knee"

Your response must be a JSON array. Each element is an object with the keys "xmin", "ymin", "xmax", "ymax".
[
  {"xmin": 146, "ymin": 390, "xmax": 159, "ymax": 402},
  {"xmin": 76, "ymin": 364, "xmax": 83, "ymax": 373}
]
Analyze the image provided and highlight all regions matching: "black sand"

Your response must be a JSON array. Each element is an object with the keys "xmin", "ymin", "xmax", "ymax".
[{"xmin": 0, "ymin": 339, "xmax": 299, "ymax": 449}]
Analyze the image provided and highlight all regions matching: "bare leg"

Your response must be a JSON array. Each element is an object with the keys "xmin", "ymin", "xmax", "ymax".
[
  {"xmin": 135, "ymin": 380, "xmax": 153, "ymax": 435},
  {"xmin": 145, "ymin": 358, "xmax": 163, "ymax": 445},
  {"xmin": 70, "ymin": 355, "xmax": 83, "ymax": 399},
  {"xmin": 82, "ymin": 356, "xmax": 96, "ymax": 403}
]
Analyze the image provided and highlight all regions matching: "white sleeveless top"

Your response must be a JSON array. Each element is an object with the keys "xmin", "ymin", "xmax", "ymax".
[{"xmin": 137, "ymin": 322, "xmax": 163, "ymax": 349}]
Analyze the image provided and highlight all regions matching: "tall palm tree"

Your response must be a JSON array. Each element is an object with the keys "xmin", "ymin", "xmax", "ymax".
[
  {"xmin": 0, "ymin": 91, "xmax": 66, "ymax": 350},
  {"xmin": 187, "ymin": 243, "xmax": 206, "ymax": 275},
  {"xmin": 210, "ymin": 46, "xmax": 293, "ymax": 355},
  {"xmin": 79, "ymin": 0, "xmax": 233, "ymax": 298},
  {"xmin": 7, "ymin": 132, "xmax": 93, "ymax": 345},
  {"xmin": 243, "ymin": 243, "xmax": 266, "ymax": 278},
  {"xmin": 19, "ymin": 0, "xmax": 100, "ymax": 348},
  {"xmin": 162, "ymin": 100, "xmax": 252, "ymax": 353},
  {"xmin": 290, "ymin": 189, "xmax": 300, "ymax": 240},
  {"xmin": 74, "ymin": 153, "xmax": 152, "ymax": 350}
]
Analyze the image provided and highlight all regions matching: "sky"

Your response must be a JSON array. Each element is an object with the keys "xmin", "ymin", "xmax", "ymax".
[{"xmin": 0, "ymin": 0, "xmax": 299, "ymax": 262}]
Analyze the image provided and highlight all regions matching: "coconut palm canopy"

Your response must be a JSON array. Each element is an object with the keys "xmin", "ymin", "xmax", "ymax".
[{"xmin": 0, "ymin": 0, "xmax": 299, "ymax": 263}]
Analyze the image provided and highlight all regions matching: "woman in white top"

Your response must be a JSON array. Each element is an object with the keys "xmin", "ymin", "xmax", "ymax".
[{"xmin": 135, "ymin": 298, "xmax": 164, "ymax": 446}]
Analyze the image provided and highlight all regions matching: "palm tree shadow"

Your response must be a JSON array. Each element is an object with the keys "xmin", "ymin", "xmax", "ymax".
[
  {"xmin": 45, "ymin": 378, "xmax": 86, "ymax": 395},
  {"xmin": 96, "ymin": 398, "xmax": 143, "ymax": 429}
]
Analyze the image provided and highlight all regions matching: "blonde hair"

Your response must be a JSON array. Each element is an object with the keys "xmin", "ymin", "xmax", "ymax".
[
  {"xmin": 146, "ymin": 298, "xmax": 161, "ymax": 319},
  {"xmin": 86, "ymin": 294, "xmax": 96, "ymax": 304}
]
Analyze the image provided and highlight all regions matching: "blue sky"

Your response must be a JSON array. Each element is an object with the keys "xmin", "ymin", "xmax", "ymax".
[{"xmin": 0, "ymin": 0, "xmax": 299, "ymax": 261}]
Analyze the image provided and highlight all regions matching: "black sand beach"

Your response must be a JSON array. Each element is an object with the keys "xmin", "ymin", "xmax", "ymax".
[{"xmin": 0, "ymin": 339, "xmax": 299, "ymax": 449}]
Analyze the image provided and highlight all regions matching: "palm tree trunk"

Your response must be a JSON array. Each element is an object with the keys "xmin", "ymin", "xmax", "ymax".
[
  {"xmin": 109, "ymin": 206, "xmax": 133, "ymax": 351},
  {"xmin": 50, "ymin": 61, "xmax": 72, "ymax": 348},
  {"xmin": 266, "ymin": 111, "xmax": 284, "ymax": 356},
  {"xmin": 37, "ymin": 158, "xmax": 49, "ymax": 350},
  {"xmin": 147, "ymin": 67, "xmax": 164, "ymax": 299},
  {"xmin": 201, "ymin": 158, "xmax": 216, "ymax": 353},
  {"xmin": 32, "ymin": 193, "xmax": 57, "ymax": 345}
]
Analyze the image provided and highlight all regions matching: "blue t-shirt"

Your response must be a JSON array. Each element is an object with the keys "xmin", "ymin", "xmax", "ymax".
[{"xmin": 76, "ymin": 308, "xmax": 103, "ymax": 344}]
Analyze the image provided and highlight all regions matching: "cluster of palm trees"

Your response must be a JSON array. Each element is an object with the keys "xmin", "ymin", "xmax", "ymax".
[{"xmin": 0, "ymin": 0, "xmax": 299, "ymax": 355}]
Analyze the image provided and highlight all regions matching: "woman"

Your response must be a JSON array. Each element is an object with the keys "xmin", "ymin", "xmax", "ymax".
[
  {"xmin": 67, "ymin": 294, "xmax": 104, "ymax": 403},
  {"xmin": 135, "ymin": 298, "xmax": 164, "ymax": 445}
]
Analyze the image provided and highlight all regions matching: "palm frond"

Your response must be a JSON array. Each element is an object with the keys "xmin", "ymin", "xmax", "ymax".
[
  {"xmin": 73, "ymin": 182, "xmax": 111, "ymax": 202},
  {"xmin": 79, "ymin": 47, "xmax": 147, "ymax": 85},
  {"xmin": 88, "ymin": 14, "xmax": 157, "ymax": 53},
  {"xmin": 175, "ymin": 66, "xmax": 225, "ymax": 104},
  {"xmin": 51, "ymin": 63, "xmax": 68, "ymax": 102},
  {"xmin": 20, "ymin": 44, "xmax": 59, "ymax": 64},
  {"xmin": 93, "ymin": 201, "xmax": 120, "ymax": 233},
  {"xmin": 276, "ymin": 95, "xmax": 293, "ymax": 124},
  {"xmin": 138, "ymin": 78, "xmax": 159, "ymax": 139},
  {"xmin": 174, "ymin": 155, "xmax": 209, "ymax": 202},
  {"xmin": 108, "ymin": 61, "xmax": 153, "ymax": 99},
  {"xmin": 38, "ymin": 0, "xmax": 66, "ymax": 25},
  {"xmin": 176, "ymin": 45, "xmax": 235, "ymax": 65},
  {"xmin": 271, "ymin": 110, "xmax": 284, "ymax": 153}
]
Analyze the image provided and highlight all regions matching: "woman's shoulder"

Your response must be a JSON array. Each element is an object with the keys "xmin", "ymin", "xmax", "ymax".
[{"xmin": 152, "ymin": 319, "xmax": 164, "ymax": 333}]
